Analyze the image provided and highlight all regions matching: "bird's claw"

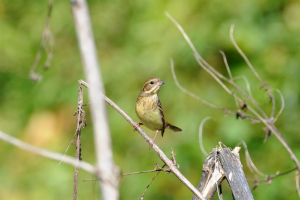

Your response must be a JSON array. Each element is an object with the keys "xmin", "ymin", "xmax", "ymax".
[
  {"xmin": 149, "ymin": 138, "xmax": 155, "ymax": 149},
  {"xmin": 133, "ymin": 123, "xmax": 142, "ymax": 131}
]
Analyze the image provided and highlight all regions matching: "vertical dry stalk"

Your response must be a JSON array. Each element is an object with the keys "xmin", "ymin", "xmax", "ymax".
[
  {"xmin": 73, "ymin": 82, "xmax": 85, "ymax": 200},
  {"xmin": 73, "ymin": 132, "xmax": 80, "ymax": 200},
  {"xmin": 70, "ymin": 0, "xmax": 119, "ymax": 199}
]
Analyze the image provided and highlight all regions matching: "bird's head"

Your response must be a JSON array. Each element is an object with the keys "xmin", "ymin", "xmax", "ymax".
[{"xmin": 142, "ymin": 77, "xmax": 164, "ymax": 94}]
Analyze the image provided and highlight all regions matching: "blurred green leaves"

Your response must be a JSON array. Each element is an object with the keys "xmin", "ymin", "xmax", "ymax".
[{"xmin": 0, "ymin": 0, "xmax": 300, "ymax": 199}]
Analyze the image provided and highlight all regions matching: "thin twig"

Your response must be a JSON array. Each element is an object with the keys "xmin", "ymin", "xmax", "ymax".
[
  {"xmin": 0, "ymin": 130, "xmax": 96, "ymax": 174},
  {"xmin": 165, "ymin": 12, "xmax": 232, "ymax": 88},
  {"xmin": 273, "ymin": 89, "xmax": 285, "ymax": 123},
  {"xmin": 232, "ymin": 76, "xmax": 255, "ymax": 104},
  {"xmin": 199, "ymin": 117, "xmax": 212, "ymax": 156},
  {"xmin": 239, "ymin": 141, "xmax": 268, "ymax": 178},
  {"xmin": 170, "ymin": 148, "xmax": 179, "ymax": 168},
  {"xmin": 296, "ymin": 171, "xmax": 300, "ymax": 198},
  {"xmin": 248, "ymin": 167, "xmax": 297, "ymax": 187},
  {"xmin": 29, "ymin": 0, "xmax": 54, "ymax": 81},
  {"xmin": 230, "ymin": 25, "xmax": 264, "ymax": 85},
  {"xmin": 122, "ymin": 167, "xmax": 170, "ymax": 176},
  {"xmin": 139, "ymin": 164, "xmax": 167, "ymax": 200},
  {"xmin": 270, "ymin": 91, "xmax": 276, "ymax": 121},
  {"xmin": 57, "ymin": 132, "xmax": 77, "ymax": 166},
  {"xmin": 219, "ymin": 50, "xmax": 239, "ymax": 108}
]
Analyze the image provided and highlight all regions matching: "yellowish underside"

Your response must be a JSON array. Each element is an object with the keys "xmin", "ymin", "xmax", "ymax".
[{"xmin": 136, "ymin": 96, "xmax": 163, "ymax": 131}]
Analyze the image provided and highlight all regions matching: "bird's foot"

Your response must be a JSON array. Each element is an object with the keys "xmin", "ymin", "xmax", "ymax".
[
  {"xmin": 149, "ymin": 138, "xmax": 155, "ymax": 149},
  {"xmin": 133, "ymin": 123, "xmax": 143, "ymax": 131},
  {"xmin": 149, "ymin": 130, "xmax": 159, "ymax": 149}
]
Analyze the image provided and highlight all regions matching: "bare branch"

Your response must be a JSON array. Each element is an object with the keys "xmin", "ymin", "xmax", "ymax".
[
  {"xmin": 230, "ymin": 25, "xmax": 265, "ymax": 85},
  {"xmin": 139, "ymin": 164, "xmax": 167, "ymax": 200},
  {"xmin": 270, "ymin": 92, "xmax": 276, "ymax": 121},
  {"xmin": 232, "ymin": 75, "xmax": 255, "ymax": 103},
  {"xmin": 239, "ymin": 141, "xmax": 268, "ymax": 178},
  {"xmin": 0, "ymin": 130, "xmax": 96, "ymax": 174},
  {"xmin": 219, "ymin": 51, "xmax": 233, "ymax": 81},
  {"xmin": 166, "ymin": 12, "xmax": 300, "ymax": 172},
  {"xmin": 273, "ymin": 89, "xmax": 285, "ymax": 123},
  {"xmin": 219, "ymin": 50, "xmax": 239, "ymax": 108},
  {"xmin": 122, "ymin": 168, "xmax": 168, "ymax": 176}
]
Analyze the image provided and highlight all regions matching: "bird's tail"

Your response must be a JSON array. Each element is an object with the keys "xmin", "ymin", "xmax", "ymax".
[{"xmin": 166, "ymin": 122, "xmax": 182, "ymax": 132}]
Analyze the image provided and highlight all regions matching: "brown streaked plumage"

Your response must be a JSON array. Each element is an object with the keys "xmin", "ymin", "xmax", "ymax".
[{"xmin": 135, "ymin": 77, "xmax": 181, "ymax": 147}]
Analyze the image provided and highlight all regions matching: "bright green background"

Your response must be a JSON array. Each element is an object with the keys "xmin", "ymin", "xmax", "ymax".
[{"xmin": 1, "ymin": 0, "xmax": 300, "ymax": 199}]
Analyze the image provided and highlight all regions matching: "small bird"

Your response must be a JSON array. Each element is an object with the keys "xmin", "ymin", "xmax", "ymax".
[{"xmin": 135, "ymin": 77, "xmax": 182, "ymax": 147}]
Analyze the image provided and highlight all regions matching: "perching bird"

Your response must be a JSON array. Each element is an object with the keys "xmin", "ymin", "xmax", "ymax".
[{"xmin": 135, "ymin": 77, "xmax": 182, "ymax": 147}]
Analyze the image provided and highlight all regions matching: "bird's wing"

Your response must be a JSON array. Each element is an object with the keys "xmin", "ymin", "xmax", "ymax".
[{"xmin": 157, "ymin": 99, "xmax": 166, "ymax": 136}]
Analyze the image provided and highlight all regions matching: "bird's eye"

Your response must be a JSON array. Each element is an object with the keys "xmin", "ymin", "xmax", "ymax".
[{"xmin": 150, "ymin": 81, "xmax": 154, "ymax": 85}]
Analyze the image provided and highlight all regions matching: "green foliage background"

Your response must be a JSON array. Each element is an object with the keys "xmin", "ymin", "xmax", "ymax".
[{"xmin": 1, "ymin": 0, "xmax": 300, "ymax": 199}]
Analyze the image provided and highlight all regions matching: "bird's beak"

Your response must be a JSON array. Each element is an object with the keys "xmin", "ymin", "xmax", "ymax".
[{"xmin": 157, "ymin": 80, "xmax": 165, "ymax": 86}]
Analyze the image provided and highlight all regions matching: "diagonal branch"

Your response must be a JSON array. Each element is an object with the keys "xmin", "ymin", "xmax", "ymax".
[{"xmin": 78, "ymin": 80, "xmax": 205, "ymax": 200}]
